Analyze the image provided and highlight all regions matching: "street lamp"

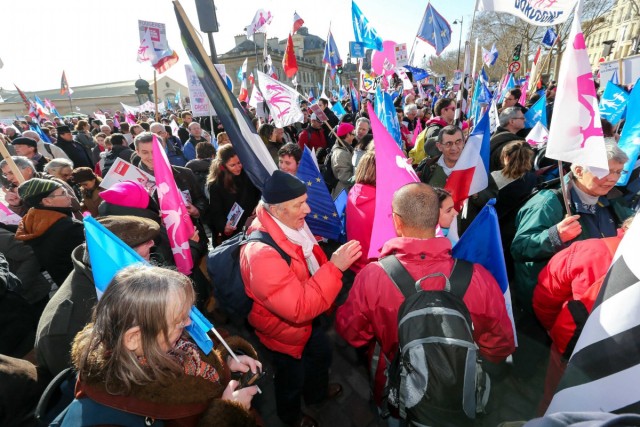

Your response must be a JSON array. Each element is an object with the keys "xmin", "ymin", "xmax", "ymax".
[{"xmin": 452, "ymin": 17, "xmax": 463, "ymax": 71}]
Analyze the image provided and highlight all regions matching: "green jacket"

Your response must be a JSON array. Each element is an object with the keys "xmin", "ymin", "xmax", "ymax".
[{"xmin": 510, "ymin": 187, "xmax": 632, "ymax": 312}]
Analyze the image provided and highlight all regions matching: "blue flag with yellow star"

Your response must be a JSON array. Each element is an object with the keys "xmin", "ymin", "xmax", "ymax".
[
  {"xmin": 296, "ymin": 147, "xmax": 342, "ymax": 240},
  {"xmin": 416, "ymin": 3, "xmax": 452, "ymax": 56}
]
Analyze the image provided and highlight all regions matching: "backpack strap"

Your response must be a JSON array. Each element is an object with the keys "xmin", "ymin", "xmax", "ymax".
[
  {"xmin": 379, "ymin": 255, "xmax": 416, "ymax": 299},
  {"xmin": 247, "ymin": 230, "xmax": 292, "ymax": 266},
  {"xmin": 448, "ymin": 259, "xmax": 474, "ymax": 300},
  {"xmin": 44, "ymin": 143, "xmax": 54, "ymax": 157}
]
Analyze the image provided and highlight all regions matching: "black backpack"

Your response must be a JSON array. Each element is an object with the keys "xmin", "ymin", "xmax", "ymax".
[
  {"xmin": 207, "ymin": 230, "xmax": 291, "ymax": 319},
  {"xmin": 379, "ymin": 255, "xmax": 489, "ymax": 427},
  {"xmin": 320, "ymin": 146, "xmax": 339, "ymax": 192}
]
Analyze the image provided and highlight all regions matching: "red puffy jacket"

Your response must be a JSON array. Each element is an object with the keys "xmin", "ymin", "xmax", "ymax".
[
  {"xmin": 335, "ymin": 237, "xmax": 515, "ymax": 406},
  {"xmin": 240, "ymin": 205, "xmax": 343, "ymax": 358},
  {"xmin": 534, "ymin": 235, "xmax": 621, "ymax": 356}
]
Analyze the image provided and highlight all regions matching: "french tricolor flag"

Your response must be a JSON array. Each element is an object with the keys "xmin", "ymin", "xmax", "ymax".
[
  {"xmin": 292, "ymin": 11, "xmax": 304, "ymax": 34},
  {"xmin": 238, "ymin": 58, "xmax": 249, "ymax": 102},
  {"xmin": 444, "ymin": 112, "xmax": 490, "ymax": 212}
]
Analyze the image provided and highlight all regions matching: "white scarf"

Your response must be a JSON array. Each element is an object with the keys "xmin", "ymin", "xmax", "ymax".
[
  {"xmin": 269, "ymin": 213, "xmax": 320, "ymax": 275},
  {"xmin": 437, "ymin": 155, "xmax": 453, "ymax": 176}
]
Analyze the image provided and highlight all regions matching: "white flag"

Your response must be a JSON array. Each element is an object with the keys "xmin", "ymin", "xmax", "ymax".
[
  {"xmin": 257, "ymin": 71, "xmax": 303, "ymax": 127},
  {"xmin": 477, "ymin": 0, "xmax": 578, "ymax": 26},
  {"xmin": 246, "ymin": 9, "xmax": 273, "ymax": 39},
  {"xmin": 546, "ymin": 7, "xmax": 609, "ymax": 178},
  {"xmin": 137, "ymin": 28, "xmax": 157, "ymax": 63},
  {"xmin": 526, "ymin": 122, "xmax": 549, "ymax": 147},
  {"xmin": 488, "ymin": 98, "xmax": 499, "ymax": 134}
]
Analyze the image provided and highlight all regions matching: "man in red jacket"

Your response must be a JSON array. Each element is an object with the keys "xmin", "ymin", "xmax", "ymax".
[
  {"xmin": 335, "ymin": 182, "xmax": 515, "ymax": 420},
  {"xmin": 240, "ymin": 170, "xmax": 362, "ymax": 427}
]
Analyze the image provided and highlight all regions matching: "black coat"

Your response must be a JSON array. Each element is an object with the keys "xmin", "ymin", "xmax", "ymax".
[
  {"xmin": 207, "ymin": 171, "xmax": 260, "ymax": 239},
  {"xmin": 56, "ymin": 138, "xmax": 94, "ymax": 169}
]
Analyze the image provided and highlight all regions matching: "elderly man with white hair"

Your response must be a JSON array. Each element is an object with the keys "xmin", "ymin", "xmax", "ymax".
[
  {"xmin": 509, "ymin": 139, "xmax": 634, "ymax": 382},
  {"xmin": 21, "ymin": 130, "xmax": 69, "ymax": 161}
]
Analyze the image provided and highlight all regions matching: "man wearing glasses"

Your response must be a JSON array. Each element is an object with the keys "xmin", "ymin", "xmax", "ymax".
[
  {"xmin": 489, "ymin": 107, "xmax": 527, "ymax": 172},
  {"xmin": 415, "ymin": 98, "xmax": 456, "ymax": 160},
  {"xmin": 419, "ymin": 125, "xmax": 498, "ymax": 233}
]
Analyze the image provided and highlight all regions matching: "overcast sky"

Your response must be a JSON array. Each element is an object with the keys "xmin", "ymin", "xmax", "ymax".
[{"xmin": 0, "ymin": 0, "xmax": 474, "ymax": 92}]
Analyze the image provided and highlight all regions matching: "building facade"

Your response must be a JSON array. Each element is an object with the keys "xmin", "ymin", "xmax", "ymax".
[{"xmin": 586, "ymin": 0, "xmax": 640, "ymax": 70}]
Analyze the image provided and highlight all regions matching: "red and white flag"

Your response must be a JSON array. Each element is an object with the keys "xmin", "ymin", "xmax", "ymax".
[
  {"xmin": 238, "ymin": 58, "xmax": 249, "ymax": 102},
  {"xmin": 546, "ymin": 7, "xmax": 609, "ymax": 177},
  {"xmin": 152, "ymin": 134, "xmax": 195, "ymax": 275},
  {"xmin": 292, "ymin": 11, "xmax": 304, "ymax": 34},
  {"xmin": 445, "ymin": 112, "xmax": 490, "ymax": 212},
  {"xmin": 528, "ymin": 46, "xmax": 542, "ymax": 96}
]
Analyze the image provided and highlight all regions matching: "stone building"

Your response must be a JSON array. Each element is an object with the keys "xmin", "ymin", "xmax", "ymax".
[{"xmin": 586, "ymin": 0, "xmax": 640, "ymax": 69}]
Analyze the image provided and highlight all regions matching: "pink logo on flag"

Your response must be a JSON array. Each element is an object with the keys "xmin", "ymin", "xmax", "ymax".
[
  {"xmin": 546, "ymin": 7, "xmax": 608, "ymax": 177},
  {"xmin": 152, "ymin": 135, "xmax": 195, "ymax": 275},
  {"xmin": 367, "ymin": 103, "xmax": 419, "ymax": 258}
]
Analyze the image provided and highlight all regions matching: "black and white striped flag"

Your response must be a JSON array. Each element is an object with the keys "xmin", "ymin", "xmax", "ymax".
[{"xmin": 547, "ymin": 215, "xmax": 640, "ymax": 414}]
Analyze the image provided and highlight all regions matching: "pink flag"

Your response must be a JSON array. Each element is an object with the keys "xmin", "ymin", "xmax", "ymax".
[
  {"xmin": 519, "ymin": 77, "xmax": 529, "ymax": 105},
  {"xmin": 125, "ymin": 113, "xmax": 137, "ymax": 126},
  {"xmin": 367, "ymin": 103, "xmax": 419, "ymax": 258},
  {"xmin": 152, "ymin": 135, "xmax": 195, "ymax": 275},
  {"xmin": 444, "ymin": 111, "xmax": 490, "ymax": 212},
  {"xmin": 113, "ymin": 115, "xmax": 120, "ymax": 129},
  {"xmin": 411, "ymin": 117, "xmax": 423, "ymax": 147},
  {"xmin": 0, "ymin": 202, "xmax": 22, "ymax": 225},
  {"xmin": 546, "ymin": 7, "xmax": 608, "ymax": 177}
]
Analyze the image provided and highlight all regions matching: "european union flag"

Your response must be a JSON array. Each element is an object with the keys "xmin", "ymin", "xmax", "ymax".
[
  {"xmin": 84, "ymin": 215, "xmax": 214, "ymax": 354},
  {"xmin": 599, "ymin": 81, "xmax": 629, "ymax": 126},
  {"xmin": 416, "ymin": 3, "xmax": 452, "ymax": 56},
  {"xmin": 615, "ymin": 82, "xmax": 640, "ymax": 186},
  {"xmin": 352, "ymin": 0, "xmax": 383, "ymax": 51},
  {"xmin": 542, "ymin": 28, "xmax": 557, "ymax": 48},
  {"xmin": 403, "ymin": 65, "xmax": 430, "ymax": 82},
  {"xmin": 524, "ymin": 92, "xmax": 547, "ymax": 128},
  {"xmin": 296, "ymin": 147, "xmax": 342, "ymax": 240},
  {"xmin": 375, "ymin": 85, "xmax": 402, "ymax": 147},
  {"xmin": 323, "ymin": 30, "xmax": 343, "ymax": 70}
]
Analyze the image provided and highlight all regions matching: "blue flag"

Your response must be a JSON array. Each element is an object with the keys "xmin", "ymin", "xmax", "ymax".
[
  {"xmin": 610, "ymin": 69, "xmax": 620, "ymax": 85},
  {"xmin": 309, "ymin": 88, "xmax": 316, "ymax": 101},
  {"xmin": 350, "ymin": 83, "xmax": 359, "ymax": 113},
  {"xmin": 479, "ymin": 66, "xmax": 490, "ymax": 86},
  {"xmin": 616, "ymin": 82, "xmax": 640, "ymax": 186},
  {"xmin": 416, "ymin": 3, "xmax": 452, "ymax": 56},
  {"xmin": 339, "ymin": 85, "xmax": 347, "ymax": 100},
  {"xmin": 332, "ymin": 101, "xmax": 346, "ymax": 118},
  {"xmin": 599, "ymin": 81, "xmax": 629, "ymax": 126},
  {"xmin": 84, "ymin": 216, "xmax": 214, "ymax": 354},
  {"xmin": 352, "ymin": 0, "xmax": 383, "ymax": 51},
  {"xmin": 323, "ymin": 30, "xmax": 343, "ymax": 69},
  {"xmin": 175, "ymin": 4, "xmax": 276, "ymax": 192},
  {"xmin": 469, "ymin": 79, "xmax": 492, "ymax": 125},
  {"xmin": 333, "ymin": 189, "xmax": 348, "ymax": 243},
  {"xmin": 542, "ymin": 28, "xmax": 557, "ymax": 48},
  {"xmin": 29, "ymin": 123, "xmax": 51, "ymax": 143},
  {"xmin": 296, "ymin": 147, "xmax": 342, "ymax": 240},
  {"xmin": 175, "ymin": 89, "xmax": 181, "ymax": 105},
  {"xmin": 375, "ymin": 85, "xmax": 402, "ymax": 147},
  {"xmin": 166, "ymin": 97, "xmax": 173, "ymax": 110},
  {"xmin": 403, "ymin": 65, "xmax": 430, "ymax": 82},
  {"xmin": 452, "ymin": 199, "xmax": 514, "ymax": 333},
  {"xmin": 524, "ymin": 93, "xmax": 547, "ymax": 128},
  {"xmin": 498, "ymin": 74, "xmax": 516, "ymax": 103}
]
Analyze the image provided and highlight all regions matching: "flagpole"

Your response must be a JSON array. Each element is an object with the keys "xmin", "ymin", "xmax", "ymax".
[
  {"xmin": 321, "ymin": 63, "xmax": 328, "ymax": 98},
  {"xmin": 154, "ymin": 70, "xmax": 159, "ymax": 122},
  {"xmin": 0, "ymin": 143, "xmax": 26, "ymax": 185},
  {"xmin": 557, "ymin": 161, "xmax": 572, "ymax": 216}
]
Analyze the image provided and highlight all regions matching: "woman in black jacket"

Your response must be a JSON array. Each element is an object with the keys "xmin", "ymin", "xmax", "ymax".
[{"xmin": 206, "ymin": 145, "xmax": 260, "ymax": 244}]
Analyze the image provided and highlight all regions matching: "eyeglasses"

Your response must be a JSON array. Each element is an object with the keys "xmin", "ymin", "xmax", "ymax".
[
  {"xmin": 438, "ymin": 139, "xmax": 464, "ymax": 148},
  {"xmin": 511, "ymin": 117, "xmax": 525, "ymax": 121},
  {"xmin": 48, "ymin": 188, "xmax": 72, "ymax": 198}
]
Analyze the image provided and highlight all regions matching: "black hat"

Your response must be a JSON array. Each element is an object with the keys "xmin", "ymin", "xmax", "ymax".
[
  {"xmin": 11, "ymin": 137, "xmax": 38, "ymax": 149},
  {"xmin": 262, "ymin": 170, "xmax": 307, "ymax": 204},
  {"xmin": 56, "ymin": 125, "xmax": 71, "ymax": 135}
]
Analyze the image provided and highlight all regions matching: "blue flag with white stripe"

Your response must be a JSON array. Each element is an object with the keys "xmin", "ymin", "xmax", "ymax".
[
  {"xmin": 524, "ymin": 93, "xmax": 547, "ymax": 128},
  {"xmin": 615, "ymin": 82, "xmax": 640, "ymax": 186},
  {"xmin": 352, "ymin": 0, "xmax": 383, "ymax": 51},
  {"xmin": 375, "ymin": 85, "xmax": 402, "ymax": 147},
  {"xmin": 332, "ymin": 101, "xmax": 346, "ymax": 118},
  {"xmin": 599, "ymin": 81, "xmax": 629, "ymax": 126}
]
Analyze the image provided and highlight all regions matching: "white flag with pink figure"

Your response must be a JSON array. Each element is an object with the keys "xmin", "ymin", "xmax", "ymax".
[
  {"xmin": 256, "ymin": 71, "xmax": 303, "ymax": 128},
  {"xmin": 546, "ymin": 7, "xmax": 609, "ymax": 178}
]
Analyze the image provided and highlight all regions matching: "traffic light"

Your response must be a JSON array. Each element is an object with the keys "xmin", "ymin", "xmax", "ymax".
[
  {"xmin": 337, "ymin": 65, "xmax": 343, "ymax": 75},
  {"xmin": 512, "ymin": 44, "xmax": 522, "ymax": 61}
]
